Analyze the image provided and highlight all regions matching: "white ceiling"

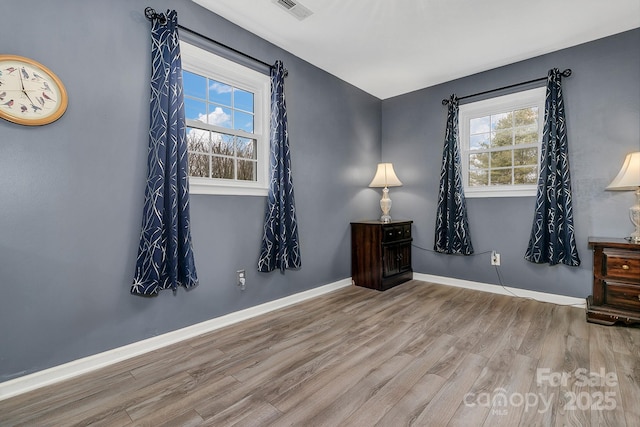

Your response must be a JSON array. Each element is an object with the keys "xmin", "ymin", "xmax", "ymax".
[{"xmin": 193, "ymin": 0, "xmax": 640, "ymax": 100}]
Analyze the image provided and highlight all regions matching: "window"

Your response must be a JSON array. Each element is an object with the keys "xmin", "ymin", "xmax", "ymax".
[
  {"xmin": 180, "ymin": 42, "xmax": 270, "ymax": 196},
  {"xmin": 459, "ymin": 87, "xmax": 545, "ymax": 197}
]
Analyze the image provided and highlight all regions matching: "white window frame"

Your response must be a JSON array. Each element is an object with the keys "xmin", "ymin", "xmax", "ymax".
[
  {"xmin": 180, "ymin": 41, "xmax": 271, "ymax": 196},
  {"xmin": 459, "ymin": 87, "xmax": 545, "ymax": 198}
]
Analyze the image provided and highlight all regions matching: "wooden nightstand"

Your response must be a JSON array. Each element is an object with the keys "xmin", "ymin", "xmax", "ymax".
[
  {"xmin": 351, "ymin": 220, "xmax": 413, "ymax": 291},
  {"xmin": 586, "ymin": 237, "xmax": 640, "ymax": 326}
]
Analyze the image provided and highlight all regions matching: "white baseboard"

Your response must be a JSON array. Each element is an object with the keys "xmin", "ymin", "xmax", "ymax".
[
  {"xmin": 413, "ymin": 273, "xmax": 586, "ymax": 307},
  {"xmin": 0, "ymin": 278, "xmax": 352, "ymax": 401}
]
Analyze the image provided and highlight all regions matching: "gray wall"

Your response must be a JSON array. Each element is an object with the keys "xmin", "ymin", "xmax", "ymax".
[
  {"xmin": 382, "ymin": 28, "xmax": 640, "ymax": 298},
  {"xmin": 0, "ymin": 0, "xmax": 380, "ymax": 381}
]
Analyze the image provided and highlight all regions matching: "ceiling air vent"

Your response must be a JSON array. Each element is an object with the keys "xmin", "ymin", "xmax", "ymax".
[{"xmin": 272, "ymin": 0, "xmax": 314, "ymax": 20}]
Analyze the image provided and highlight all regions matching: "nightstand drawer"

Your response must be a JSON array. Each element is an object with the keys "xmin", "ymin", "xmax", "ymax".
[
  {"xmin": 382, "ymin": 224, "xmax": 411, "ymax": 243},
  {"xmin": 588, "ymin": 237, "xmax": 640, "ymax": 326},
  {"xmin": 603, "ymin": 249, "xmax": 640, "ymax": 282},
  {"xmin": 605, "ymin": 281, "xmax": 640, "ymax": 311}
]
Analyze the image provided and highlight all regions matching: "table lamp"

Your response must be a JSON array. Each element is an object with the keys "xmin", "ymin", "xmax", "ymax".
[
  {"xmin": 369, "ymin": 163, "xmax": 402, "ymax": 223},
  {"xmin": 606, "ymin": 151, "xmax": 640, "ymax": 243}
]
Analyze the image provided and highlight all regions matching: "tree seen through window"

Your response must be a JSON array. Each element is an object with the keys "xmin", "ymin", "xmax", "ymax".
[
  {"xmin": 183, "ymin": 69, "xmax": 257, "ymax": 182},
  {"xmin": 468, "ymin": 107, "xmax": 539, "ymax": 187}
]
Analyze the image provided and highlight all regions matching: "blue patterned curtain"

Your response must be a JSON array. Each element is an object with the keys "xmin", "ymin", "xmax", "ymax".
[
  {"xmin": 525, "ymin": 69, "xmax": 580, "ymax": 266},
  {"xmin": 132, "ymin": 10, "xmax": 198, "ymax": 295},
  {"xmin": 258, "ymin": 61, "xmax": 301, "ymax": 272},
  {"xmin": 434, "ymin": 95, "xmax": 474, "ymax": 255}
]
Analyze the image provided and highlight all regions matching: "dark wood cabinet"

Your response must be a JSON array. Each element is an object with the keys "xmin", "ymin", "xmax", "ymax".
[
  {"xmin": 351, "ymin": 220, "xmax": 413, "ymax": 291},
  {"xmin": 586, "ymin": 237, "xmax": 640, "ymax": 326}
]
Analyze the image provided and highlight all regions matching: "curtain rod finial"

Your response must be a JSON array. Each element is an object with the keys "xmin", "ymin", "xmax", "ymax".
[
  {"xmin": 144, "ymin": 7, "xmax": 156, "ymax": 20},
  {"xmin": 144, "ymin": 7, "xmax": 166, "ymax": 24},
  {"xmin": 442, "ymin": 95, "xmax": 457, "ymax": 105}
]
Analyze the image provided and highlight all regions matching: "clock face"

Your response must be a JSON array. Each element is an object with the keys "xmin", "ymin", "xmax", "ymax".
[{"xmin": 0, "ymin": 54, "xmax": 67, "ymax": 126}]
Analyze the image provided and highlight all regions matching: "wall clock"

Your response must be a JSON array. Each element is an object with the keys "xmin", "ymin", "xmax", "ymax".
[{"xmin": 0, "ymin": 54, "xmax": 68, "ymax": 126}]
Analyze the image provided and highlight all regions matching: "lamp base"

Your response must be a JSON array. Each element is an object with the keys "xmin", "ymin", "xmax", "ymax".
[
  {"xmin": 627, "ymin": 189, "xmax": 640, "ymax": 244},
  {"xmin": 379, "ymin": 187, "xmax": 392, "ymax": 223}
]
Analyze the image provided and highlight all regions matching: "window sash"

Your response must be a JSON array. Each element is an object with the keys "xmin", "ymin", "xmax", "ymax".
[
  {"xmin": 459, "ymin": 87, "xmax": 545, "ymax": 198},
  {"xmin": 180, "ymin": 41, "xmax": 270, "ymax": 196}
]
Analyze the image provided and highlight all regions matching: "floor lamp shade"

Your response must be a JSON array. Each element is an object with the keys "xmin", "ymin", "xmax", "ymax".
[{"xmin": 369, "ymin": 163, "xmax": 402, "ymax": 223}]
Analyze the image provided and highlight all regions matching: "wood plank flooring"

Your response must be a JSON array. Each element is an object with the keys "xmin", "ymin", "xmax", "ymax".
[{"xmin": 1, "ymin": 280, "xmax": 639, "ymax": 426}]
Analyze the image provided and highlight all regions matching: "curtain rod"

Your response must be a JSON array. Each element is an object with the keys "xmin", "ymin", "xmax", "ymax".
[
  {"xmin": 144, "ymin": 7, "xmax": 287, "ymax": 77},
  {"xmin": 441, "ymin": 69, "xmax": 572, "ymax": 105}
]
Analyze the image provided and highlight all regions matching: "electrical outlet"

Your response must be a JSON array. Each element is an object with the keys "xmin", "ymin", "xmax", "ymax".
[
  {"xmin": 491, "ymin": 251, "xmax": 501, "ymax": 266},
  {"xmin": 237, "ymin": 269, "xmax": 246, "ymax": 290}
]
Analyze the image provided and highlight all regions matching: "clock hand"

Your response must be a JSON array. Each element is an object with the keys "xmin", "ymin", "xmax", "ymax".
[
  {"xmin": 23, "ymin": 91, "xmax": 38, "ymax": 108},
  {"xmin": 18, "ymin": 70, "xmax": 26, "ymax": 91},
  {"xmin": 18, "ymin": 70, "xmax": 38, "ymax": 107}
]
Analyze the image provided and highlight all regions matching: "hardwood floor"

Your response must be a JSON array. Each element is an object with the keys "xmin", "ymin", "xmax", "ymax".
[{"xmin": 1, "ymin": 280, "xmax": 639, "ymax": 426}]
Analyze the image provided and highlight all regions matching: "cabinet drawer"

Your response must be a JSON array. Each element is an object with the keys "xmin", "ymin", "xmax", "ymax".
[
  {"xmin": 605, "ymin": 281, "xmax": 640, "ymax": 311},
  {"xmin": 603, "ymin": 249, "xmax": 640, "ymax": 282},
  {"xmin": 382, "ymin": 224, "xmax": 411, "ymax": 243}
]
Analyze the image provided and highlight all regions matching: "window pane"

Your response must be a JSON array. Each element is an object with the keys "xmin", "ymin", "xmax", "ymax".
[
  {"xmin": 208, "ymin": 105, "xmax": 232, "ymax": 128},
  {"xmin": 183, "ymin": 71, "xmax": 206, "ymax": 100},
  {"xmin": 492, "ymin": 130, "xmax": 513, "ymax": 147},
  {"xmin": 459, "ymin": 86, "xmax": 544, "ymax": 196},
  {"xmin": 470, "ymin": 133, "xmax": 490, "ymax": 150},
  {"xmin": 208, "ymin": 80, "xmax": 232, "ymax": 107},
  {"xmin": 236, "ymin": 137, "xmax": 256, "ymax": 159},
  {"xmin": 515, "ymin": 166, "xmax": 538, "ymax": 184},
  {"xmin": 211, "ymin": 132, "xmax": 234, "ymax": 156},
  {"xmin": 515, "ymin": 125, "xmax": 538, "ymax": 145},
  {"xmin": 234, "ymin": 111, "xmax": 254, "ymax": 133},
  {"xmin": 491, "ymin": 112, "xmax": 511, "ymax": 130},
  {"xmin": 237, "ymin": 160, "xmax": 257, "ymax": 181},
  {"xmin": 182, "ymin": 42, "xmax": 269, "ymax": 192},
  {"xmin": 212, "ymin": 156, "xmax": 234, "ymax": 179},
  {"xmin": 234, "ymin": 89, "xmax": 254, "ymax": 113},
  {"xmin": 514, "ymin": 147, "xmax": 538, "ymax": 166},
  {"xmin": 470, "ymin": 116, "xmax": 490, "ymax": 135},
  {"xmin": 469, "ymin": 153, "xmax": 489, "ymax": 170},
  {"xmin": 185, "ymin": 98, "xmax": 207, "ymax": 122},
  {"xmin": 514, "ymin": 107, "xmax": 538, "ymax": 126},
  {"xmin": 469, "ymin": 170, "xmax": 488, "ymax": 187},
  {"xmin": 188, "ymin": 153, "xmax": 209, "ymax": 177},
  {"xmin": 491, "ymin": 150, "xmax": 512, "ymax": 168},
  {"xmin": 491, "ymin": 169, "xmax": 512, "ymax": 185},
  {"xmin": 186, "ymin": 127, "xmax": 210, "ymax": 153}
]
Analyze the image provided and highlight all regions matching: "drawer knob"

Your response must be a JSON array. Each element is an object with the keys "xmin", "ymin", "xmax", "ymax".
[{"xmin": 622, "ymin": 264, "xmax": 630, "ymax": 270}]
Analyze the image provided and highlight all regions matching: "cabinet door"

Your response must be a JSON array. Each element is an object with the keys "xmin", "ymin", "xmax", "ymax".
[
  {"xmin": 382, "ymin": 243, "xmax": 411, "ymax": 277},
  {"xmin": 397, "ymin": 243, "xmax": 411, "ymax": 273},
  {"xmin": 382, "ymin": 245, "xmax": 400, "ymax": 277}
]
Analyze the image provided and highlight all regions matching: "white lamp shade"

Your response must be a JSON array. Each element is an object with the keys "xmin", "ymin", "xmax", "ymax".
[
  {"xmin": 606, "ymin": 151, "xmax": 640, "ymax": 190},
  {"xmin": 369, "ymin": 163, "xmax": 403, "ymax": 188}
]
